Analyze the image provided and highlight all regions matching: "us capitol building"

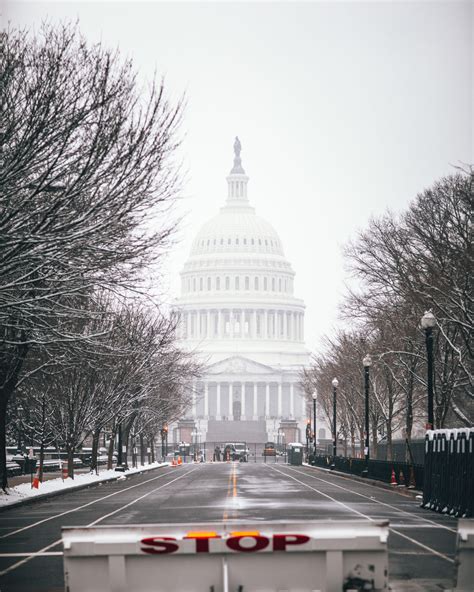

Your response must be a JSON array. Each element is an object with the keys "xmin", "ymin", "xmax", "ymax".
[{"xmin": 172, "ymin": 138, "xmax": 327, "ymax": 447}]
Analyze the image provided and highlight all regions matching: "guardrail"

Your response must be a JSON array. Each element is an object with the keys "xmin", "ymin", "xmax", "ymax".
[
  {"xmin": 422, "ymin": 428, "xmax": 473, "ymax": 517},
  {"xmin": 310, "ymin": 454, "xmax": 424, "ymax": 489},
  {"xmin": 62, "ymin": 519, "xmax": 389, "ymax": 592}
]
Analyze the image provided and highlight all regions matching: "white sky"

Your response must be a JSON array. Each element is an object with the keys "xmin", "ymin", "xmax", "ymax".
[{"xmin": 4, "ymin": 0, "xmax": 473, "ymax": 352}]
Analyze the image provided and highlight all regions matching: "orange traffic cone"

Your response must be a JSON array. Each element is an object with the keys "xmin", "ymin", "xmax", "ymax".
[
  {"xmin": 171, "ymin": 458, "xmax": 177, "ymax": 467},
  {"xmin": 32, "ymin": 469, "xmax": 40, "ymax": 489},
  {"xmin": 390, "ymin": 468, "xmax": 397, "ymax": 486},
  {"xmin": 398, "ymin": 469, "xmax": 405, "ymax": 487},
  {"xmin": 177, "ymin": 456, "xmax": 182, "ymax": 465}
]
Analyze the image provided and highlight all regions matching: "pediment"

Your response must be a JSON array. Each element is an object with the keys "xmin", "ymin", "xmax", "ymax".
[{"xmin": 206, "ymin": 355, "xmax": 276, "ymax": 376}]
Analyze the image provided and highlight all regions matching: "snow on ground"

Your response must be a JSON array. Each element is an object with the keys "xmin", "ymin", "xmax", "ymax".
[{"xmin": 0, "ymin": 462, "xmax": 169, "ymax": 508}]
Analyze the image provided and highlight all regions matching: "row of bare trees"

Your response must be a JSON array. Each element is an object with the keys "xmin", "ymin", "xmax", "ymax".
[
  {"xmin": 1, "ymin": 24, "xmax": 199, "ymax": 489},
  {"xmin": 303, "ymin": 172, "xmax": 472, "ymax": 460}
]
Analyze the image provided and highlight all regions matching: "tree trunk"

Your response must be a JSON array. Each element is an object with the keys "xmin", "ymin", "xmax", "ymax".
[
  {"xmin": 0, "ymin": 341, "xmax": 29, "ymax": 490},
  {"xmin": 371, "ymin": 423, "xmax": 378, "ymax": 460},
  {"xmin": 140, "ymin": 433, "xmax": 145, "ymax": 465},
  {"xmin": 107, "ymin": 426, "xmax": 116, "ymax": 470},
  {"xmin": 67, "ymin": 445, "xmax": 74, "ymax": 479},
  {"xmin": 39, "ymin": 439, "xmax": 45, "ymax": 482},
  {"xmin": 90, "ymin": 429, "xmax": 100, "ymax": 474},
  {"xmin": 386, "ymin": 421, "xmax": 393, "ymax": 461},
  {"xmin": 0, "ymin": 397, "xmax": 9, "ymax": 491},
  {"xmin": 150, "ymin": 438, "xmax": 155, "ymax": 463}
]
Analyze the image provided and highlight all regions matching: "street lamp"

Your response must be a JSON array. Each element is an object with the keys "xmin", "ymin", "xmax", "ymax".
[
  {"xmin": 362, "ymin": 355, "xmax": 372, "ymax": 478},
  {"xmin": 312, "ymin": 391, "xmax": 317, "ymax": 458},
  {"xmin": 17, "ymin": 406, "xmax": 24, "ymax": 453},
  {"xmin": 331, "ymin": 378, "xmax": 339, "ymax": 469},
  {"xmin": 421, "ymin": 310, "xmax": 436, "ymax": 430}
]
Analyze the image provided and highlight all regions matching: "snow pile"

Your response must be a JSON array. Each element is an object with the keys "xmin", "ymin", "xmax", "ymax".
[{"xmin": 0, "ymin": 462, "xmax": 169, "ymax": 508}]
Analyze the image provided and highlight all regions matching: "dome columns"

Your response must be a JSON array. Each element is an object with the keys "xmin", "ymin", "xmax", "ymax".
[{"xmin": 177, "ymin": 307, "xmax": 305, "ymax": 342}]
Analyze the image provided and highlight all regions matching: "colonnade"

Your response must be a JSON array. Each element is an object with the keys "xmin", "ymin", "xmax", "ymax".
[
  {"xmin": 179, "ymin": 308, "xmax": 304, "ymax": 342},
  {"xmin": 190, "ymin": 381, "xmax": 305, "ymax": 421}
]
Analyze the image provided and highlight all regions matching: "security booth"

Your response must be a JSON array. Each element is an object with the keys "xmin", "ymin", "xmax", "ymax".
[{"xmin": 288, "ymin": 442, "xmax": 304, "ymax": 465}]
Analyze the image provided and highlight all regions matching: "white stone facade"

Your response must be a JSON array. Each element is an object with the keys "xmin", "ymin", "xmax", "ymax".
[{"xmin": 173, "ymin": 139, "xmax": 327, "ymax": 444}]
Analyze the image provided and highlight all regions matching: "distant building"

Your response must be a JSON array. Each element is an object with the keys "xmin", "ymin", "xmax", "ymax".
[{"xmin": 172, "ymin": 138, "xmax": 328, "ymax": 447}]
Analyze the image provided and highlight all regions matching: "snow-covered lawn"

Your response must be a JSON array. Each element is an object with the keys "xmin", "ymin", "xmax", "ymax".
[{"xmin": 0, "ymin": 462, "xmax": 169, "ymax": 508}]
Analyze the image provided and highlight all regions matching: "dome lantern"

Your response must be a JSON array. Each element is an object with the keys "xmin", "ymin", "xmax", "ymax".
[{"xmin": 226, "ymin": 136, "xmax": 249, "ymax": 205}]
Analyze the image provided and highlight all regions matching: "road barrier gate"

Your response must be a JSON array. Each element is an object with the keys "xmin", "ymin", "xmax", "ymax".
[
  {"xmin": 422, "ymin": 428, "xmax": 474, "ymax": 517},
  {"xmin": 62, "ymin": 519, "xmax": 389, "ymax": 592}
]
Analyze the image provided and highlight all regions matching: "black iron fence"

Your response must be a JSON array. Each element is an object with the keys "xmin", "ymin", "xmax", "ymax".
[
  {"xmin": 422, "ymin": 428, "xmax": 473, "ymax": 517},
  {"xmin": 310, "ymin": 454, "xmax": 424, "ymax": 489}
]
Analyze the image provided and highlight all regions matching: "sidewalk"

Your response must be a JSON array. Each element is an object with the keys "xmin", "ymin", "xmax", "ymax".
[
  {"xmin": 0, "ymin": 461, "xmax": 169, "ymax": 511},
  {"xmin": 304, "ymin": 463, "xmax": 423, "ymax": 500}
]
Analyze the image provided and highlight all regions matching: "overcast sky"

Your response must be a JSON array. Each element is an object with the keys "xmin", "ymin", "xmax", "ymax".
[{"xmin": 5, "ymin": 0, "xmax": 472, "ymax": 352}]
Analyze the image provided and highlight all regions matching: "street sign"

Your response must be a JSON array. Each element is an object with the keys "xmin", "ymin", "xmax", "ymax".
[{"xmin": 62, "ymin": 519, "xmax": 389, "ymax": 592}]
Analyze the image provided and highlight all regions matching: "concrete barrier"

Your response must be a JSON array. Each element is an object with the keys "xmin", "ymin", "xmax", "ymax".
[
  {"xmin": 454, "ymin": 519, "xmax": 474, "ymax": 592},
  {"xmin": 62, "ymin": 519, "xmax": 389, "ymax": 592}
]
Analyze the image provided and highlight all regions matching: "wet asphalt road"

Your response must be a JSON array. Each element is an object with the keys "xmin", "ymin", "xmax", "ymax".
[{"xmin": 0, "ymin": 462, "xmax": 458, "ymax": 591}]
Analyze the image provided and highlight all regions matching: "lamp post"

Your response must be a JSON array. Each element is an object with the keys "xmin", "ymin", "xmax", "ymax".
[
  {"xmin": 17, "ymin": 406, "xmax": 24, "ymax": 453},
  {"xmin": 305, "ymin": 420, "xmax": 311, "ymax": 459},
  {"xmin": 421, "ymin": 310, "xmax": 436, "ymax": 430},
  {"xmin": 362, "ymin": 355, "xmax": 372, "ymax": 478},
  {"xmin": 312, "ymin": 391, "xmax": 317, "ymax": 459},
  {"xmin": 331, "ymin": 378, "xmax": 338, "ymax": 469}
]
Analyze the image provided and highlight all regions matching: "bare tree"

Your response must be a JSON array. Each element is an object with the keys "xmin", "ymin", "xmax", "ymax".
[{"xmin": 0, "ymin": 24, "xmax": 184, "ymax": 489}]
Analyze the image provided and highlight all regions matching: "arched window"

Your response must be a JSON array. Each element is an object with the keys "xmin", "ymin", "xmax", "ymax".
[
  {"xmin": 207, "ymin": 277, "xmax": 211, "ymax": 291},
  {"xmin": 216, "ymin": 277, "xmax": 220, "ymax": 290},
  {"xmin": 193, "ymin": 278, "xmax": 196, "ymax": 292},
  {"xmin": 278, "ymin": 278, "xmax": 282, "ymax": 292},
  {"xmin": 255, "ymin": 277, "xmax": 259, "ymax": 290},
  {"xmin": 245, "ymin": 277, "xmax": 249, "ymax": 290},
  {"xmin": 243, "ymin": 238, "xmax": 247, "ymax": 245},
  {"xmin": 220, "ymin": 238, "xmax": 224, "ymax": 245},
  {"xmin": 225, "ymin": 277, "xmax": 230, "ymax": 290},
  {"xmin": 258, "ymin": 239, "xmax": 262, "ymax": 245},
  {"xmin": 271, "ymin": 278, "xmax": 275, "ymax": 291},
  {"xmin": 228, "ymin": 238, "xmax": 231, "ymax": 245},
  {"xmin": 236, "ymin": 238, "xmax": 239, "ymax": 245},
  {"xmin": 235, "ymin": 277, "xmax": 240, "ymax": 290},
  {"xmin": 251, "ymin": 238, "xmax": 255, "ymax": 245},
  {"xmin": 199, "ymin": 277, "xmax": 203, "ymax": 291},
  {"xmin": 264, "ymin": 277, "xmax": 268, "ymax": 291}
]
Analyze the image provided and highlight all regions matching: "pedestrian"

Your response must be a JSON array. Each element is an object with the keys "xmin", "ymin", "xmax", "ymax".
[{"xmin": 214, "ymin": 445, "xmax": 221, "ymax": 462}]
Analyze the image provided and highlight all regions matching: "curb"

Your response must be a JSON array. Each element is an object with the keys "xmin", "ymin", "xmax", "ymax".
[
  {"xmin": 303, "ymin": 464, "xmax": 423, "ymax": 500},
  {"xmin": 0, "ymin": 463, "xmax": 170, "ymax": 512}
]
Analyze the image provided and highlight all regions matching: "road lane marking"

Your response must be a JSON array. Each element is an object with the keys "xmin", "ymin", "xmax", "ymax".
[
  {"xmin": 0, "ymin": 467, "xmax": 199, "ymax": 577},
  {"xmin": 223, "ymin": 462, "xmax": 235, "ymax": 522},
  {"xmin": 268, "ymin": 465, "xmax": 454, "ymax": 564},
  {"xmin": 0, "ymin": 465, "xmax": 188, "ymax": 540},
  {"xmin": 287, "ymin": 465, "xmax": 457, "ymax": 534},
  {"xmin": 0, "ymin": 552, "xmax": 63, "ymax": 557}
]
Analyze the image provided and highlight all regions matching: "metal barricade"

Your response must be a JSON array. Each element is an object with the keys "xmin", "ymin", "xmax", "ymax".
[
  {"xmin": 62, "ymin": 519, "xmax": 389, "ymax": 592},
  {"xmin": 454, "ymin": 519, "xmax": 474, "ymax": 591},
  {"xmin": 422, "ymin": 428, "xmax": 474, "ymax": 517}
]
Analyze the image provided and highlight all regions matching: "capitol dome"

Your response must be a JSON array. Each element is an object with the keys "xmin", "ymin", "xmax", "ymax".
[{"xmin": 172, "ymin": 138, "xmax": 319, "ymax": 447}]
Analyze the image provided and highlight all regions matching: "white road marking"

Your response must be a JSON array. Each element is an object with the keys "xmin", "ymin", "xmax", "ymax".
[
  {"xmin": 0, "ymin": 467, "xmax": 198, "ymax": 576},
  {"xmin": 287, "ymin": 465, "xmax": 457, "ymax": 534},
  {"xmin": 1, "ymin": 465, "xmax": 191, "ymax": 540},
  {"xmin": 269, "ymin": 465, "xmax": 454, "ymax": 564}
]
